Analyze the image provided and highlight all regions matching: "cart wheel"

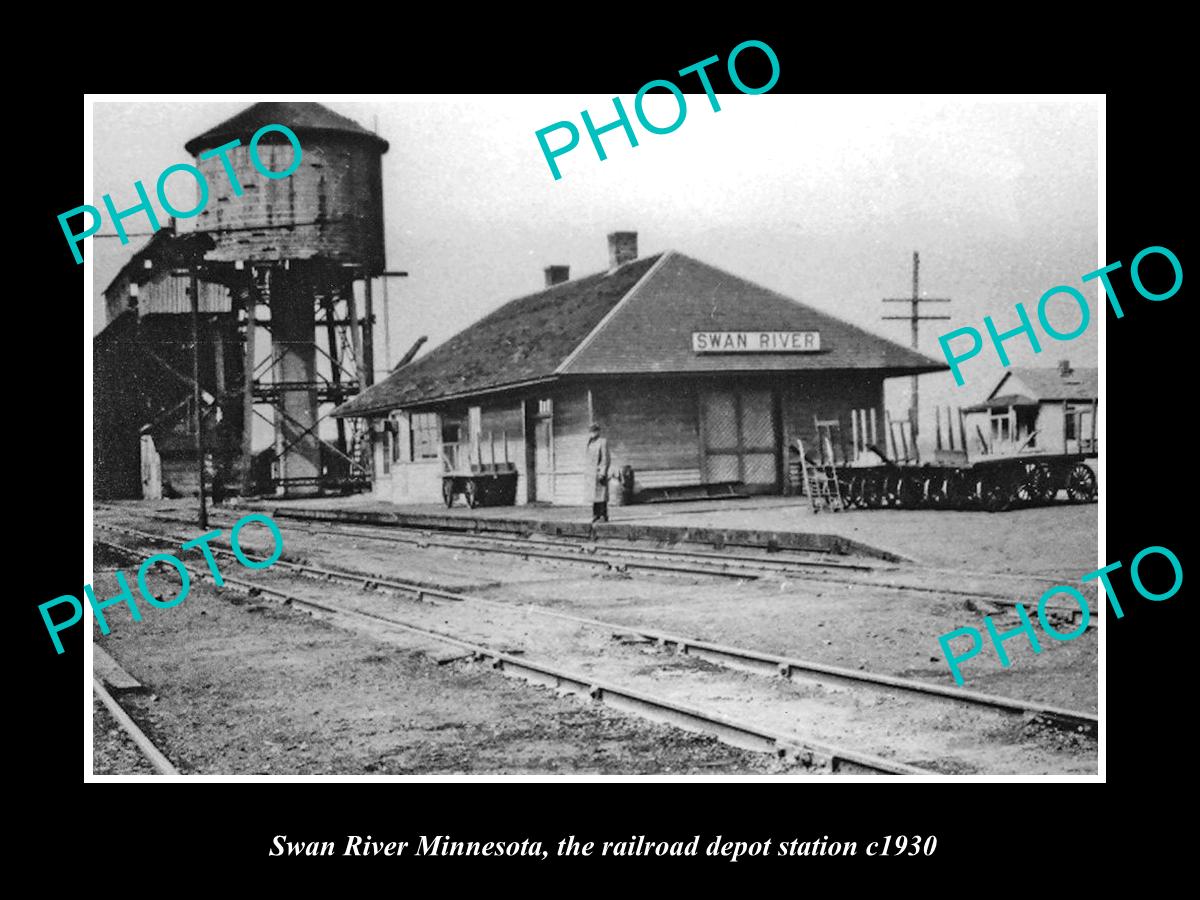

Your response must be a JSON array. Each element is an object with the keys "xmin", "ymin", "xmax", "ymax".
[
  {"xmin": 1034, "ymin": 462, "xmax": 1057, "ymax": 502},
  {"xmin": 861, "ymin": 475, "xmax": 881, "ymax": 509},
  {"xmin": 980, "ymin": 475, "xmax": 1011, "ymax": 512},
  {"xmin": 839, "ymin": 475, "xmax": 858, "ymax": 508},
  {"xmin": 1016, "ymin": 463, "xmax": 1053, "ymax": 505},
  {"xmin": 850, "ymin": 475, "xmax": 866, "ymax": 508},
  {"xmin": 924, "ymin": 474, "xmax": 950, "ymax": 508},
  {"xmin": 885, "ymin": 474, "xmax": 902, "ymax": 507},
  {"xmin": 1066, "ymin": 463, "xmax": 1097, "ymax": 502},
  {"xmin": 946, "ymin": 471, "xmax": 970, "ymax": 509},
  {"xmin": 464, "ymin": 479, "xmax": 479, "ymax": 508},
  {"xmin": 442, "ymin": 479, "xmax": 455, "ymax": 508},
  {"xmin": 898, "ymin": 474, "xmax": 924, "ymax": 508}
]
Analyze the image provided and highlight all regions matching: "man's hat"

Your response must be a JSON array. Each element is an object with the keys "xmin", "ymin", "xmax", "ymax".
[{"xmin": 588, "ymin": 422, "xmax": 601, "ymax": 432}]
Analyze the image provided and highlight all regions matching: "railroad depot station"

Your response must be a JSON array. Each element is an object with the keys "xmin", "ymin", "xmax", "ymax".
[
  {"xmin": 92, "ymin": 100, "xmax": 1098, "ymax": 525},
  {"xmin": 91, "ymin": 100, "xmax": 1100, "ymax": 779},
  {"xmin": 334, "ymin": 232, "xmax": 945, "ymax": 508}
]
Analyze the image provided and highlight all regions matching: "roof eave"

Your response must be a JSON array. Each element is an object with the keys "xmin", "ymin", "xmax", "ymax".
[{"xmin": 332, "ymin": 375, "xmax": 562, "ymax": 418}]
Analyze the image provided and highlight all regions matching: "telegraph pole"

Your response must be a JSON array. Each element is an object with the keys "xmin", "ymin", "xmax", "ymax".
[
  {"xmin": 882, "ymin": 251, "xmax": 951, "ymax": 440},
  {"xmin": 189, "ymin": 264, "xmax": 209, "ymax": 530}
]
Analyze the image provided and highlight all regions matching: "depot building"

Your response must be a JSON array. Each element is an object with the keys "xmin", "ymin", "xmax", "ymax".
[{"xmin": 334, "ymin": 233, "xmax": 946, "ymax": 506}]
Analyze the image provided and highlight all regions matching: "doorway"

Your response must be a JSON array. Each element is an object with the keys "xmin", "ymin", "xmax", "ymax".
[
  {"xmin": 700, "ymin": 385, "xmax": 779, "ymax": 492},
  {"xmin": 525, "ymin": 397, "xmax": 554, "ymax": 502}
]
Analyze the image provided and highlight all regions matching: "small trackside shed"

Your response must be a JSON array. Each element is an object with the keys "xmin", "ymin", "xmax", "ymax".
[
  {"xmin": 963, "ymin": 360, "xmax": 1098, "ymax": 455},
  {"xmin": 333, "ymin": 233, "xmax": 947, "ymax": 506}
]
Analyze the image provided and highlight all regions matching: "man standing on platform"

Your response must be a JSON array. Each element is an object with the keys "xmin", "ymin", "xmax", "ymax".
[{"xmin": 586, "ymin": 422, "xmax": 610, "ymax": 523}]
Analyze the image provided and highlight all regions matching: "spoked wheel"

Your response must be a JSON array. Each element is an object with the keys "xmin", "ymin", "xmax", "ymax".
[
  {"xmin": 1066, "ymin": 463, "xmax": 1097, "ymax": 501},
  {"xmin": 880, "ymin": 474, "xmax": 902, "ymax": 507},
  {"xmin": 945, "ymin": 471, "xmax": 972, "ymax": 509},
  {"xmin": 464, "ymin": 479, "xmax": 480, "ymax": 509},
  {"xmin": 923, "ymin": 474, "xmax": 951, "ymax": 508},
  {"xmin": 861, "ymin": 475, "xmax": 883, "ymax": 508},
  {"xmin": 979, "ymin": 474, "xmax": 1012, "ymax": 512},
  {"xmin": 842, "ymin": 475, "xmax": 863, "ymax": 509},
  {"xmin": 442, "ymin": 478, "xmax": 455, "ymax": 508},
  {"xmin": 896, "ymin": 474, "xmax": 925, "ymax": 509},
  {"xmin": 1016, "ymin": 462, "xmax": 1053, "ymax": 505}
]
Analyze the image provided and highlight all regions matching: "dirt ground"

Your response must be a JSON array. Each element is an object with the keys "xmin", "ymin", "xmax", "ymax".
[
  {"xmin": 208, "ymin": 509, "xmax": 1098, "ymax": 713},
  {"xmin": 91, "ymin": 567, "xmax": 782, "ymax": 776},
  {"xmin": 91, "ymin": 503, "xmax": 1097, "ymax": 775},
  {"xmin": 93, "ymin": 696, "xmax": 159, "ymax": 775}
]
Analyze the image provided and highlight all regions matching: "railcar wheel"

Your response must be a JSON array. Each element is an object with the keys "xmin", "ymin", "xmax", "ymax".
[{"xmin": 1066, "ymin": 463, "xmax": 1097, "ymax": 501}]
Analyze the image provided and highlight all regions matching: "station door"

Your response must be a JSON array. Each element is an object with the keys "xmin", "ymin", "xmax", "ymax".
[{"xmin": 700, "ymin": 387, "xmax": 779, "ymax": 491}]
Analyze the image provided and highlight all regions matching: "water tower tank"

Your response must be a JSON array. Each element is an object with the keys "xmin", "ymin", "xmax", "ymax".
[
  {"xmin": 184, "ymin": 102, "xmax": 389, "ymax": 497},
  {"xmin": 184, "ymin": 101, "xmax": 388, "ymax": 269}
]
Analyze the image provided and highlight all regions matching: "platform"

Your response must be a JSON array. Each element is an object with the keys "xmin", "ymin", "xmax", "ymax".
[{"xmin": 219, "ymin": 492, "xmax": 1097, "ymax": 576}]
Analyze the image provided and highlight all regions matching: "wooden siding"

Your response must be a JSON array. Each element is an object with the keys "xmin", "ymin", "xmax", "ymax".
[
  {"xmin": 550, "ymin": 386, "xmax": 591, "ymax": 505},
  {"xmin": 377, "ymin": 372, "xmax": 889, "ymax": 506},
  {"xmin": 389, "ymin": 461, "xmax": 443, "ymax": 505},
  {"xmin": 105, "ymin": 269, "xmax": 230, "ymax": 321},
  {"xmin": 193, "ymin": 138, "xmax": 385, "ymax": 269},
  {"xmin": 780, "ymin": 372, "xmax": 884, "ymax": 486},
  {"xmin": 593, "ymin": 379, "xmax": 701, "ymax": 475}
]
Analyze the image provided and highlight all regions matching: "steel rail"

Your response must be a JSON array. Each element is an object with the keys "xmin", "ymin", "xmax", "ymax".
[
  {"xmin": 93, "ymin": 677, "xmax": 179, "ymax": 776},
  {"xmin": 311, "ymin": 520, "xmax": 1100, "ymax": 621},
  {"xmin": 95, "ymin": 535, "xmax": 926, "ymax": 775},
  {"xmin": 104, "ymin": 507, "xmax": 1092, "ymax": 618},
  {"xmin": 126, "ymin": 508, "xmax": 763, "ymax": 581},
  {"xmin": 96, "ymin": 523, "xmax": 1098, "ymax": 735}
]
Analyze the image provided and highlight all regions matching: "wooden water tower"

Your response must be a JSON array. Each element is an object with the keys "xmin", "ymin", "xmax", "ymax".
[{"xmin": 184, "ymin": 102, "xmax": 389, "ymax": 496}]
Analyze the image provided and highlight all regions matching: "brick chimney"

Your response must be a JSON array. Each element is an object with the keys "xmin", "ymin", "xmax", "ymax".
[
  {"xmin": 1059, "ymin": 359, "xmax": 1072, "ymax": 377},
  {"xmin": 607, "ymin": 231, "xmax": 638, "ymax": 269},
  {"xmin": 543, "ymin": 265, "xmax": 570, "ymax": 287}
]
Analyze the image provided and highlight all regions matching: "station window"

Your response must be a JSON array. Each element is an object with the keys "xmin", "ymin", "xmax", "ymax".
[{"xmin": 411, "ymin": 412, "xmax": 441, "ymax": 460}]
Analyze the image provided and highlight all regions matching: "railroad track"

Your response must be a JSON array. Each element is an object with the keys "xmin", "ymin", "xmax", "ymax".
[
  {"xmin": 96, "ymin": 532, "xmax": 922, "ymax": 775},
  {"xmin": 96, "ymin": 522, "xmax": 1098, "ymax": 774},
  {"xmin": 93, "ymin": 677, "xmax": 178, "ymax": 776},
  {"xmin": 97, "ymin": 520, "xmax": 1096, "ymax": 734},
  {"xmin": 99, "ymin": 505, "xmax": 1095, "ymax": 620},
  {"xmin": 126, "ymin": 507, "xmax": 857, "ymax": 581}
]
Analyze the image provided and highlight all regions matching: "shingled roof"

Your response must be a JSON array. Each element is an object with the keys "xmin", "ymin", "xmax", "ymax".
[
  {"xmin": 990, "ymin": 366, "xmax": 1098, "ymax": 402},
  {"xmin": 334, "ymin": 251, "xmax": 947, "ymax": 417},
  {"xmin": 334, "ymin": 254, "xmax": 663, "ymax": 416},
  {"xmin": 184, "ymin": 101, "xmax": 388, "ymax": 155}
]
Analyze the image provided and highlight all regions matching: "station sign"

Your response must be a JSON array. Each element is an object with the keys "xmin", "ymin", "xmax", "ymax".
[{"xmin": 692, "ymin": 331, "xmax": 821, "ymax": 353}]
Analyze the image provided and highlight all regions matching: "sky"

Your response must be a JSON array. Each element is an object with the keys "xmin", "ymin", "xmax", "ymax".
[{"xmin": 89, "ymin": 95, "xmax": 1099, "ymax": 451}]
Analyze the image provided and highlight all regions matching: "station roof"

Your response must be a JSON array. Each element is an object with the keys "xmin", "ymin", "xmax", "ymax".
[
  {"xmin": 334, "ymin": 250, "xmax": 949, "ymax": 417},
  {"xmin": 184, "ymin": 101, "xmax": 388, "ymax": 155}
]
